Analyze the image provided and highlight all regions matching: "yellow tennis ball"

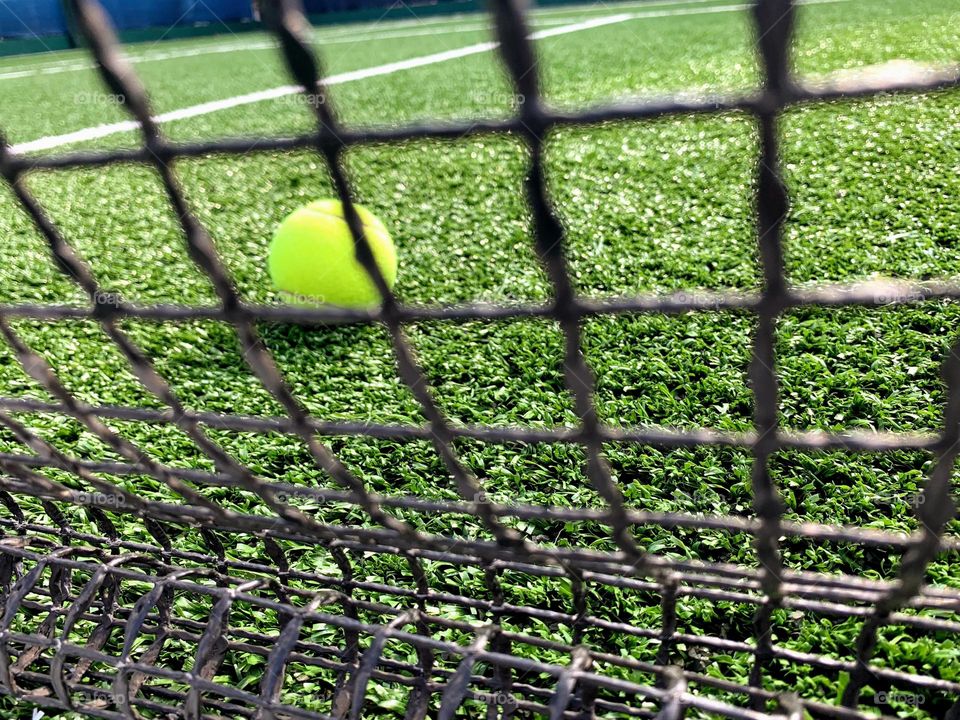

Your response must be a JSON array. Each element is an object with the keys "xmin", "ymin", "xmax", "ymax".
[{"xmin": 268, "ymin": 199, "xmax": 397, "ymax": 308}]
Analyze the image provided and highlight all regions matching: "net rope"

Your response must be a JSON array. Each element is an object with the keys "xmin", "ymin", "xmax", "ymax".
[{"xmin": 0, "ymin": 0, "xmax": 957, "ymax": 718}]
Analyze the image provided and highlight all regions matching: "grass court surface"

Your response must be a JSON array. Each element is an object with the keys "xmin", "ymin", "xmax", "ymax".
[{"xmin": 0, "ymin": 0, "xmax": 959, "ymax": 717}]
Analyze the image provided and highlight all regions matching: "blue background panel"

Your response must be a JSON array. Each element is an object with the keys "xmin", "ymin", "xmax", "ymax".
[
  {"xmin": 95, "ymin": 0, "xmax": 179, "ymax": 31},
  {"xmin": 179, "ymin": 0, "xmax": 255, "ymax": 25},
  {"xmin": 0, "ymin": 0, "xmax": 67, "ymax": 38},
  {"xmin": 303, "ymin": 0, "xmax": 395, "ymax": 13},
  {"xmin": 0, "ymin": 0, "xmax": 255, "ymax": 38},
  {"xmin": 95, "ymin": 0, "xmax": 253, "ymax": 31}
]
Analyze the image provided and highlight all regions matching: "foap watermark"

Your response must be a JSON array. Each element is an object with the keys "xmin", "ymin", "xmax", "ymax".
[
  {"xmin": 874, "ymin": 691, "xmax": 924, "ymax": 707},
  {"xmin": 85, "ymin": 689, "xmax": 130, "ymax": 708},
  {"xmin": 475, "ymin": 285, "xmax": 521, "ymax": 304},
  {"xmin": 468, "ymin": 90, "xmax": 525, "ymax": 107},
  {"xmin": 94, "ymin": 290, "xmax": 124, "ymax": 310},
  {"xmin": 277, "ymin": 290, "xmax": 327, "ymax": 306},
  {"xmin": 74, "ymin": 91, "xmax": 126, "ymax": 107},
  {"xmin": 675, "ymin": 488, "xmax": 723, "ymax": 506},
  {"xmin": 274, "ymin": 489, "xmax": 314, "ymax": 504},
  {"xmin": 473, "ymin": 690, "xmax": 518, "ymax": 708},
  {"xmin": 870, "ymin": 284, "xmax": 925, "ymax": 306},
  {"xmin": 273, "ymin": 93, "xmax": 326, "ymax": 109},
  {"xmin": 473, "ymin": 273, "xmax": 540, "ymax": 304},
  {"xmin": 273, "ymin": 488, "xmax": 323, "ymax": 503},
  {"xmin": 77, "ymin": 491, "xmax": 126, "ymax": 509},
  {"xmin": 868, "ymin": 490, "xmax": 926, "ymax": 509},
  {"xmin": 668, "ymin": 290, "xmax": 726, "ymax": 311}
]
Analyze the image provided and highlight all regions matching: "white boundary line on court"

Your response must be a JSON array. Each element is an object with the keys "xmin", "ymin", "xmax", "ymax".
[
  {"xmin": 313, "ymin": 0, "xmax": 723, "ymax": 33},
  {"xmin": 531, "ymin": 0, "xmax": 728, "ymax": 16},
  {"xmin": 8, "ymin": 13, "xmax": 633, "ymax": 155},
  {"xmin": 9, "ymin": 0, "xmax": 847, "ymax": 156},
  {"xmin": 0, "ymin": 0, "xmax": 734, "ymax": 82},
  {"xmin": 0, "ymin": 16, "xmax": 583, "ymax": 81}
]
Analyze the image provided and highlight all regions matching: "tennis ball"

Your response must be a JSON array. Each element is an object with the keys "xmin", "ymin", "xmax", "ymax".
[{"xmin": 268, "ymin": 199, "xmax": 397, "ymax": 308}]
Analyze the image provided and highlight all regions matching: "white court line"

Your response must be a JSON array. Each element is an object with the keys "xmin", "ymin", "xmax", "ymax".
[
  {"xmin": 310, "ymin": 0, "xmax": 723, "ymax": 32},
  {"xmin": 308, "ymin": 0, "xmax": 723, "ymax": 32},
  {"xmin": 9, "ymin": 14, "xmax": 633, "ymax": 155},
  {"xmin": 9, "ymin": 0, "xmax": 848, "ymax": 155},
  {"xmin": 316, "ymin": 16, "xmax": 574, "ymax": 43},
  {"xmin": 0, "ymin": 0, "xmax": 735, "ymax": 81},
  {"xmin": 0, "ymin": 0, "xmax": 756, "ymax": 81},
  {"xmin": 0, "ymin": 16, "xmax": 577, "ymax": 82},
  {"xmin": 0, "ymin": 0, "xmax": 845, "ymax": 81},
  {"xmin": 531, "ymin": 0, "xmax": 729, "ymax": 16}
]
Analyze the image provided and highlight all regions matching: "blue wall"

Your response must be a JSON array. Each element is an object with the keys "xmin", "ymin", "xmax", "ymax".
[
  {"xmin": 181, "ymin": 0, "xmax": 255, "ymax": 24},
  {"xmin": 92, "ymin": 1, "xmax": 253, "ymax": 31},
  {"xmin": 0, "ymin": 0, "xmax": 67, "ymax": 38},
  {"xmin": 0, "ymin": 0, "xmax": 469, "ymax": 40},
  {"xmin": 95, "ymin": 0, "xmax": 178, "ymax": 31},
  {"xmin": 0, "ymin": 0, "xmax": 255, "ymax": 38},
  {"xmin": 303, "ymin": 0, "xmax": 397, "ymax": 12}
]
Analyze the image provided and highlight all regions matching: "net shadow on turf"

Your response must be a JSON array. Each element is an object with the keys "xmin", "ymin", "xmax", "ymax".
[{"xmin": 0, "ymin": 0, "xmax": 959, "ymax": 718}]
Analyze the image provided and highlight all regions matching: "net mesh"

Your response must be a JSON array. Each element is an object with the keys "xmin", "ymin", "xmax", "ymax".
[{"xmin": 0, "ymin": 0, "xmax": 959, "ymax": 718}]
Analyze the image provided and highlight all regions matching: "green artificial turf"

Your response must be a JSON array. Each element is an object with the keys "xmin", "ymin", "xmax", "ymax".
[{"xmin": 0, "ymin": 0, "xmax": 959, "ymax": 717}]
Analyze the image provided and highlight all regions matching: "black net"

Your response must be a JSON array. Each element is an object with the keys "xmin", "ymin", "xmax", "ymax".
[{"xmin": 0, "ymin": 0, "xmax": 959, "ymax": 718}]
